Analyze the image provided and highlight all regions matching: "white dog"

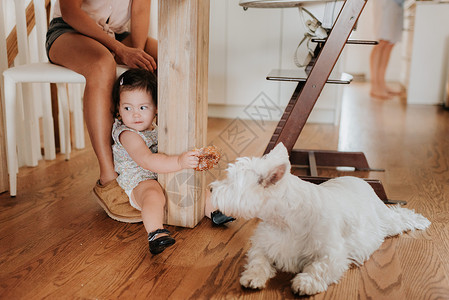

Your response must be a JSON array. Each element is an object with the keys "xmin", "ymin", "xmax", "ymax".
[{"xmin": 210, "ymin": 143, "xmax": 430, "ymax": 295}]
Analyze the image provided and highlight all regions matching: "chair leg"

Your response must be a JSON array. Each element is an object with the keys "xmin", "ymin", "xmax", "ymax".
[
  {"xmin": 15, "ymin": 85, "xmax": 28, "ymax": 167},
  {"xmin": 69, "ymin": 83, "xmax": 85, "ymax": 149},
  {"xmin": 16, "ymin": 83, "xmax": 40, "ymax": 167},
  {"xmin": 3, "ymin": 76, "xmax": 18, "ymax": 196},
  {"xmin": 57, "ymin": 83, "xmax": 71, "ymax": 160},
  {"xmin": 41, "ymin": 83, "xmax": 56, "ymax": 160},
  {"xmin": 22, "ymin": 82, "xmax": 41, "ymax": 166}
]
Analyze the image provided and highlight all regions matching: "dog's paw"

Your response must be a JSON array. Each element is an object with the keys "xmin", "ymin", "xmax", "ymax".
[
  {"xmin": 291, "ymin": 273, "xmax": 328, "ymax": 296},
  {"xmin": 240, "ymin": 271, "xmax": 268, "ymax": 289}
]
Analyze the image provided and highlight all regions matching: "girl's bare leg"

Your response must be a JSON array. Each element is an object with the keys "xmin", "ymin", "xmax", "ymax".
[{"xmin": 132, "ymin": 180, "xmax": 166, "ymax": 233}]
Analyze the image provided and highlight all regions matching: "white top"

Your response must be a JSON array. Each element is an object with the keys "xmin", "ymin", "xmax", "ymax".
[{"xmin": 53, "ymin": 0, "xmax": 132, "ymax": 36}]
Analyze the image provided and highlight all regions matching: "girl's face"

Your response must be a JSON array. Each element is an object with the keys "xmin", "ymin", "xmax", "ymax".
[{"xmin": 119, "ymin": 89, "xmax": 157, "ymax": 132}]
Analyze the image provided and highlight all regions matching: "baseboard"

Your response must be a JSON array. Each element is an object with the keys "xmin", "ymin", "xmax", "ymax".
[{"xmin": 208, "ymin": 104, "xmax": 337, "ymax": 125}]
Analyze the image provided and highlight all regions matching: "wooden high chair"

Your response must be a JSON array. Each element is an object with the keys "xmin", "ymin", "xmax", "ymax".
[{"xmin": 241, "ymin": 0, "xmax": 404, "ymax": 204}]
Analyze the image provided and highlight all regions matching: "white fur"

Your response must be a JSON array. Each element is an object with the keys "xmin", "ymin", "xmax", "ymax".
[{"xmin": 210, "ymin": 143, "xmax": 431, "ymax": 295}]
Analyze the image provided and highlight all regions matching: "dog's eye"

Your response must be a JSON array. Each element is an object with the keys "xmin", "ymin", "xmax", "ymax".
[{"xmin": 209, "ymin": 186, "xmax": 213, "ymax": 193}]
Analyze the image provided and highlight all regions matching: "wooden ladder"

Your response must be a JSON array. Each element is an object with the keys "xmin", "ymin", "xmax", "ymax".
[{"xmin": 264, "ymin": 0, "xmax": 404, "ymax": 205}]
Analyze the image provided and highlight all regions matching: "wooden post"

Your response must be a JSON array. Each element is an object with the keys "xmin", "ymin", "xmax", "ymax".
[
  {"xmin": 158, "ymin": 0, "xmax": 209, "ymax": 228},
  {"xmin": 0, "ymin": 0, "xmax": 9, "ymax": 194},
  {"xmin": 0, "ymin": 93, "xmax": 8, "ymax": 194}
]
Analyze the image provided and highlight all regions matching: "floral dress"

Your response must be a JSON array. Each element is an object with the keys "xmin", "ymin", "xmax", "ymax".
[{"xmin": 112, "ymin": 119, "xmax": 158, "ymax": 192}]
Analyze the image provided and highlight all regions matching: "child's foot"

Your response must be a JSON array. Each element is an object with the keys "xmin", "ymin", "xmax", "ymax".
[
  {"xmin": 211, "ymin": 210, "xmax": 236, "ymax": 226},
  {"xmin": 148, "ymin": 229, "xmax": 176, "ymax": 255}
]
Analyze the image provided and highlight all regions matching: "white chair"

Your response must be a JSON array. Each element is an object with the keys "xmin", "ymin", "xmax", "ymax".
[
  {"xmin": 0, "ymin": 0, "xmax": 80, "ymax": 164},
  {"xmin": 1, "ymin": 0, "xmax": 127, "ymax": 196}
]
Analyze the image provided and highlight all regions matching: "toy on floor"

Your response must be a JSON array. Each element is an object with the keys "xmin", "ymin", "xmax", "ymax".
[{"xmin": 210, "ymin": 143, "xmax": 430, "ymax": 295}]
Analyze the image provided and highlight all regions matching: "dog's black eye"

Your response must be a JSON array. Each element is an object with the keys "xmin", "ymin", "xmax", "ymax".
[{"xmin": 209, "ymin": 186, "xmax": 213, "ymax": 193}]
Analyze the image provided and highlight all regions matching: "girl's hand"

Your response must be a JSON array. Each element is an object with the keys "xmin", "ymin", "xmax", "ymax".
[
  {"xmin": 178, "ymin": 150, "xmax": 200, "ymax": 170},
  {"xmin": 114, "ymin": 44, "xmax": 157, "ymax": 71}
]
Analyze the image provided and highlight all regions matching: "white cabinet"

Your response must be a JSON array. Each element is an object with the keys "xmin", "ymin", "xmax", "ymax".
[
  {"xmin": 208, "ymin": 0, "xmax": 346, "ymax": 124},
  {"xmin": 402, "ymin": 1, "xmax": 449, "ymax": 104}
]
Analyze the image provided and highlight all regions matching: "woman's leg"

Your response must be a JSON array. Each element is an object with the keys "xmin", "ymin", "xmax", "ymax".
[
  {"xmin": 121, "ymin": 36, "xmax": 158, "ymax": 63},
  {"xmin": 132, "ymin": 180, "xmax": 166, "ymax": 233},
  {"xmin": 378, "ymin": 42, "xmax": 399, "ymax": 95},
  {"xmin": 144, "ymin": 37, "xmax": 158, "ymax": 61},
  {"xmin": 377, "ymin": 41, "xmax": 393, "ymax": 91},
  {"xmin": 370, "ymin": 40, "xmax": 391, "ymax": 99},
  {"xmin": 49, "ymin": 33, "xmax": 118, "ymax": 184}
]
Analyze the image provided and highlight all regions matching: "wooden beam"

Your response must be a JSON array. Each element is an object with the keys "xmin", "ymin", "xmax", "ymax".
[{"xmin": 158, "ymin": 0, "xmax": 209, "ymax": 228}]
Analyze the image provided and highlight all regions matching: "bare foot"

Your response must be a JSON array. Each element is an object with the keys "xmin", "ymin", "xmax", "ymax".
[
  {"xmin": 370, "ymin": 90, "xmax": 391, "ymax": 100},
  {"xmin": 387, "ymin": 88, "xmax": 402, "ymax": 96}
]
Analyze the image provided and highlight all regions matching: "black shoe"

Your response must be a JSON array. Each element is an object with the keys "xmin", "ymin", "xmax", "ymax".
[
  {"xmin": 148, "ymin": 229, "xmax": 176, "ymax": 255},
  {"xmin": 211, "ymin": 210, "xmax": 236, "ymax": 226}
]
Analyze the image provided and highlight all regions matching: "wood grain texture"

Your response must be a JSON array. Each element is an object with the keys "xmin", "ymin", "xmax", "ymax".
[
  {"xmin": 157, "ymin": 0, "xmax": 210, "ymax": 228},
  {"xmin": 1, "ymin": 82, "xmax": 449, "ymax": 298}
]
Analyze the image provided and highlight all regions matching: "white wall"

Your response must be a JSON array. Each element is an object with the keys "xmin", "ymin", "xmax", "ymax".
[{"xmin": 208, "ymin": 1, "xmax": 347, "ymax": 124}]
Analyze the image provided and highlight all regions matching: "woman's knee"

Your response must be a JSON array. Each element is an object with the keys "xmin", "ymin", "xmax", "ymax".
[
  {"xmin": 50, "ymin": 33, "xmax": 117, "ymax": 79},
  {"xmin": 145, "ymin": 37, "xmax": 158, "ymax": 61},
  {"xmin": 84, "ymin": 52, "xmax": 117, "ymax": 82}
]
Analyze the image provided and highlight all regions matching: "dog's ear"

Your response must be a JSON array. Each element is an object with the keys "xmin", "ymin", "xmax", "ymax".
[
  {"xmin": 266, "ymin": 143, "xmax": 289, "ymax": 161},
  {"xmin": 258, "ymin": 163, "xmax": 287, "ymax": 188}
]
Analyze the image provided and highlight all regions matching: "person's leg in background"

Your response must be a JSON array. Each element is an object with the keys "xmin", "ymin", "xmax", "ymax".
[{"xmin": 370, "ymin": 40, "xmax": 395, "ymax": 99}]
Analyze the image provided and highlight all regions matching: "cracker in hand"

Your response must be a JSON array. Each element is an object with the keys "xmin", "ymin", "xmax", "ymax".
[{"xmin": 194, "ymin": 145, "xmax": 221, "ymax": 171}]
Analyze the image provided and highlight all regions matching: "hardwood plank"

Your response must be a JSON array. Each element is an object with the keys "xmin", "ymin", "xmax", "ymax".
[
  {"xmin": 398, "ymin": 238, "xmax": 449, "ymax": 299},
  {"xmin": 358, "ymin": 238, "xmax": 406, "ymax": 299}
]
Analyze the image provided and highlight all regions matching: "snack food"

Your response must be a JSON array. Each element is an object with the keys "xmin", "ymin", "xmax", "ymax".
[{"xmin": 195, "ymin": 145, "xmax": 221, "ymax": 171}]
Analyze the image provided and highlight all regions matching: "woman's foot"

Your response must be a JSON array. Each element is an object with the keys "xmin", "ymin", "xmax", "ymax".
[
  {"xmin": 387, "ymin": 87, "xmax": 402, "ymax": 96},
  {"xmin": 92, "ymin": 180, "xmax": 142, "ymax": 223},
  {"xmin": 148, "ymin": 229, "xmax": 176, "ymax": 255},
  {"xmin": 370, "ymin": 90, "xmax": 391, "ymax": 100},
  {"xmin": 211, "ymin": 210, "xmax": 236, "ymax": 226}
]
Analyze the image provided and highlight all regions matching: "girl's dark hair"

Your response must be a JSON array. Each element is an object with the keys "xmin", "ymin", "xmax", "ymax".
[{"xmin": 112, "ymin": 68, "xmax": 158, "ymax": 118}]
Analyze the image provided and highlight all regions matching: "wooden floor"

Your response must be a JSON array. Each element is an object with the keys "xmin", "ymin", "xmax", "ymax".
[{"xmin": 1, "ymin": 82, "xmax": 449, "ymax": 299}]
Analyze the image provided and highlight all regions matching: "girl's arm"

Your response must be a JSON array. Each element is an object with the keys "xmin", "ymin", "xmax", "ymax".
[
  {"xmin": 130, "ymin": 0, "xmax": 151, "ymax": 50},
  {"xmin": 58, "ymin": 0, "xmax": 155, "ymax": 71},
  {"xmin": 119, "ymin": 131, "xmax": 199, "ymax": 173}
]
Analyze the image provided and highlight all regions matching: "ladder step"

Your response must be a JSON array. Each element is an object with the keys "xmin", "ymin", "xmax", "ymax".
[
  {"xmin": 290, "ymin": 149, "xmax": 377, "ymax": 170},
  {"xmin": 266, "ymin": 69, "xmax": 353, "ymax": 84},
  {"xmin": 311, "ymin": 38, "xmax": 379, "ymax": 45},
  {"xmin": 297, "ymin": 176, "xmax": 404, "ymax": 204}
]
